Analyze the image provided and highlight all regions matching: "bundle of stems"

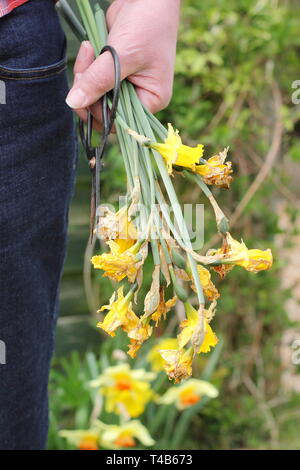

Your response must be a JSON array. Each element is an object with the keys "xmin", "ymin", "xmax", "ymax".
[
  {"xmin": 75, "ymin": 0, "xmax": 273, "ymax": 382},
  {"xmin": 77, "ymin": 0, "xmax": 204, "ymax": 296}
]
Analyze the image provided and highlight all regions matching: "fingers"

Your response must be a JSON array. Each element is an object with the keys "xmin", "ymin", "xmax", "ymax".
[
  {"xmin": 67, "ymin": 38, "xmax": 173, "ymax": 115},
  {"xmin": 70, "ymin": 41, "xmax": 96, "ymax": 121},
  {"xmin": 134, "ymin": 78, "xmax": 173, "ymax": 114},
  {"xmin": 71, "ymin": 43, "xmax": 111, "ymax": 133},
  {"xmin": 135, "ymin": 88, "xmax": 170, "ymax": 114},
  {"xmin": 73, "ymin": 41, "xmax": 95, "ymax": 77},
  {"xmin": 66, "ymin": 47, "xmax": 136, "ymax": 110}
]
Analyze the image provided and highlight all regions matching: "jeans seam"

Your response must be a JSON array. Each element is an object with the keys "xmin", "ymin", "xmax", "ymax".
[
  {"xmin": 0, "ymin": 59, "xmax": 66, "ymax": 74},
  {"xmin": 0, "ymin": 64, "xmax": 67, "ymax": 81}
]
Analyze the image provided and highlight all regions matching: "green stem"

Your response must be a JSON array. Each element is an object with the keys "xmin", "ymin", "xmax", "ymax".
[
  {"xmin": 94, "ymin": 3, "xmax": 108, "ymax": 50},
  {"xmin": 76, "ymin": 0, "xmax": 99, "ymax": 53}
]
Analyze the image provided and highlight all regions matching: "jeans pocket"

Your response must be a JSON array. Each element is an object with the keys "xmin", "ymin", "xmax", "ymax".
[{"xmin": 0, "ymin": 49, "xmax": 67, "ymax": 81}]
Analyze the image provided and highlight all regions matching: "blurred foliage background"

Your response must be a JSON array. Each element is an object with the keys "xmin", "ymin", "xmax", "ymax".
[{"xmin": 50, "ymin": 0, "xmax": 300, "ymax": 450}]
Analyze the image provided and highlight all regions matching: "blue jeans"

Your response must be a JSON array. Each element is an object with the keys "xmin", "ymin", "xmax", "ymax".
[{"xmin": 0, "ymin": 0, "xmax": 77, "ymax": 449}]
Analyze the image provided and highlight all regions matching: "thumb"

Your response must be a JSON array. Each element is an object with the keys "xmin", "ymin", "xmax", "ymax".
[{"xmin": 66, "ymin": 49, "xmax": 134, "ymax": 109}]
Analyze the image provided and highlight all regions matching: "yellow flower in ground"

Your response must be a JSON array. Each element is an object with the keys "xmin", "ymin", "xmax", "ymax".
[
  {"xmin": 159, "ymin": 348, "xmax": 194, "ymax": 383},
  {"xmin": 97, "ymin": 286, "xmax": 139, "ymax": 337},
  {"xmin": 59, "ymin": 429, "xmax": 100, "ymax": 450},
  {"xmin": 149, "ymin": 123, "xmax": 204, "ymax": 174},
  {"xmin": 158, "ymin": 378, "xmax": 218, "ymax": 410},
  {"xmin": 96, "ymin": 420, "xmax": 154, "ymax": 449},
  {"xmin": 208, "ymin": 232, "xmax": 273, "ymax": 278},
  {"xmin": 97, "ymin": 206, "xmax": 138, "ymax": 253},
  {"xmin": 127, "ymin": 319, "xmax": 153, "ymax": 358},
  {"xmin": 147, "ymin": 338, "xmax": 179, "ymax": 372},
  {"xmin": 91, "ymin": 240, "xmax": 142, "ymax": 283},
  {"xmin": 151, "ymin": 288, "xmax": 177, "ymax": 326},
  {"xmin": 195, "ymin": 147, "xmax": 233, "ymax": 188},
  {"xmin": 178, "ymin": 303, "xmax": 218, "ymax": 354},
  {"xmin": 190, "ymin": 265, "xmax": 220, "ymax": 301},
  {"xmin": 90, "ymin": 364, "xmax": 155, "ymax": 418}
]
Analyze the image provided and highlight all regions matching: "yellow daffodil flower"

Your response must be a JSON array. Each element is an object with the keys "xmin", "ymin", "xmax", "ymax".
[
  {"xmin": 147, "ymin": 338, "xmax": 179, "ymax": 372},
  {"xmin": 90, "ymin": 364, "xmax": 155, "ymax": 418},
  {"xmin": 178, "ymin": 303, "xmax": 218, "ymax": 354},
  {"xmin": 97, "ymin": 286, "xmax": 139, "ymax": 337},
  {"xmin": 91, "ymin": 240, "xmax": 143, "ymax": 283},
  {"xmin": 59, "ymin": 429, "xmax": 100, "ymax": 450},
  {"xmin": 96, "ymin": 420, "xmax": 154, "ymax": 449},
  {"xmin": 208, "ymin": 232, "xmax": 273, "ymax": 278},
  {"xmin": 151, "ymin": 288, "xmax": 177, "ymax": 326},
  {"xmin": 159, "ymin": 347, "xmax": 194, "ymax": 383},
  {"xmin": 195, "ymin": 148, "xmax": 233, "ymax": 188},
  {"xmin": 149, "ymin": 123, "xmax": 204, "ymax": 174},
  {"xmin": 158, "ymin": 378, "xmax": 218, "ymax": 410}
]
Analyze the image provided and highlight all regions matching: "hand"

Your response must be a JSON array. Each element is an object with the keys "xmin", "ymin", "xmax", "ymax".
[{"xmin": 66, "ymin": 0, "xmax": 181, "ymax": 126}]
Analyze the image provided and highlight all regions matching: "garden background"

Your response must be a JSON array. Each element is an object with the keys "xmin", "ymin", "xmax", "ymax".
[{"xmin": 49, "ymin": 0, "xmax": 300, "ymax": 450}]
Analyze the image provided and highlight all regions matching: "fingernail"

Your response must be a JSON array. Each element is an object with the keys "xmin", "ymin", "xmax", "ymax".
[
  {"xmin": 81, "ymin": 40, "xmax": 91, "ymax": 49},
  {"xmin": 66, "ymin": 87, "xmax": 88, "ymax": 109},
  {"xmin": 78, "ymin": 41, "xmax": 93, "ymax": 59}
]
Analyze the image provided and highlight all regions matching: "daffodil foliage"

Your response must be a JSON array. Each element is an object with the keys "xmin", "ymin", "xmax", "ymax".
[{"xmin": 56, "ymin": 345, "xmax": 222, "ymax": 450}]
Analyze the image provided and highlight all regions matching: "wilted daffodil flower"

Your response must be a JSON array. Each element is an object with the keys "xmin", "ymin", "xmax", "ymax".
[
  {"xmin": 158, "ymin": 378, "xmax": 218, "ymax": 410},
  {"xmin": 151, "ymin": 288, "xmax": 177, "ymax": 326},
  {"xmin": 159, "ymin": 347, "xmax": 194, "ymax": 383},
  {"xmin": 59, "ymin": 429, "xmax": 100, "ymax": 450},
  {"xmin": 96, "ymin": 420, "xmax": 154, "ymax": 449},
  {"xmin": 98, "ymin": 284, "xmax": 155, "ymax": 358},
  {"xmin": 147, "ymin": 338, "xmax": 179, "ymax": 372},
  {"xmin": 147, "ymin": 123, "xmax": 204, "ymax": 175},
  {"xmin": 127, "ymin": 317, "xmax": 153, "ymax": 358},
  {"xmin": 97, "ymin": 206, "xmax": 138, "ymax": 253},
  {"xmin": 208, "ymin": 232, "xmax": 273, "ymax": 278},
  {"xmin": 97, "ymin": 286, "xmax": 139, "ymax": 337},
  {"xmin": 91, "ymin": 239, "xmax": 144, "ymax": 283},
  {"xmin": 178, "ymin": 302, "xmax": 218, "ymax": 354},
  {"xmin": 90, "ymin": 364, "xmax": 155, "ymax": 418},
  {"xmin": 189, "ymin": 265, "xmax": 220, "ymax": 301},
  {"xmin": 195, "ymin": 147, "xmax": 233, "ymax": 189}
]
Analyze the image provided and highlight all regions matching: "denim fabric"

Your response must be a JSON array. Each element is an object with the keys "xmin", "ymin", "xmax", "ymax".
[{"xmin": 0, "ymin": 0, "xmax": 77, "ymax": 449}]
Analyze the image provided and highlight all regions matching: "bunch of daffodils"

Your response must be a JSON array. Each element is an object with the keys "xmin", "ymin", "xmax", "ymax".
[{"xmin": 77, "ymin": 1, "xmax": 273, "ymax": 384}]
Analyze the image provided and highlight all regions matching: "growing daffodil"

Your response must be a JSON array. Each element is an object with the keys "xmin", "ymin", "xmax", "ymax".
[
  {"xmin": 158, "ymin": 378, "xmax": 218, "ymax": 410},
  {"xmin": 148, "ymin": 123, "xmax": 204, "ymax": 174},
  {"xmin": 90, "ymin": 364, "xmax": 155, "ymax": 418},
  {"xmin": 59, "ymin": 429, "xmax": 100, "ymax": 450},
  {"xmin": 96, "ymin": 420, "xmax": 154, "ymax": 449}
]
